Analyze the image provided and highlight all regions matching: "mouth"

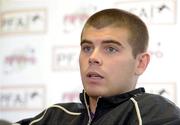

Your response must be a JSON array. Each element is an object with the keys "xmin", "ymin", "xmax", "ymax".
[{"xmin": 86, "ymin": 72, "xmax": 104, "ymax": 79}]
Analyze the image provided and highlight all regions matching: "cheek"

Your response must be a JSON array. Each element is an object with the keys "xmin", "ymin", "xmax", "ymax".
[
  {"xmin": 79, "ymin": 54, "xmax": 84, "ymax": 66},
  {"xmin": 107, "ymin": 59, "xmax": 136, "ymax": 79},
  {"xmin": 79, "ymin": 56, "xmax": 88, "ymax": 71}
]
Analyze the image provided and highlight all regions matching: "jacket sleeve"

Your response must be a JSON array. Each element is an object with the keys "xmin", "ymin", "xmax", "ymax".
[
  {"xmin": 164, "ymin": 119, "xmax": 180, "ymax": 125},
  {"xmin": 138, "ymin": 94, "xmax": 180, "ymax": 125},
  {"xmin": 144, "ymin": 117, "xmax": 180, "ymax": 125}
]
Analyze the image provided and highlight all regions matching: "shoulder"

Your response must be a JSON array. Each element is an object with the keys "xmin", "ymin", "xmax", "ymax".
[
  {"xmin": 50, "ymin": 102, "xmax": 84, "ymax": 114},
  {"xmin": 37, "ymin": 102, "xmax": 84, "ymax": 118},
  {"xmin": 136, "ymin": 93, "xmax": 178, "ymax": 107},
  {"xmin": 134, "ymin": 93, "xmax": 180, "ymax": 122},
  {"xmin": 16, "ymin": 102, "xmax": 84, "ymax": 125}
]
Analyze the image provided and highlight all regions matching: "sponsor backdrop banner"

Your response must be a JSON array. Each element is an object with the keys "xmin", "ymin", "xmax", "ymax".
[{"xmin": 0, "ymin": 0, "xmax": 179, "ymax": 122}]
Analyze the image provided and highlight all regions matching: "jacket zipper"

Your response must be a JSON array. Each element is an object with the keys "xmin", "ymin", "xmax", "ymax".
[
  {"xmin": 83, "ymin": 91, "xmax": 93, "ymax": 125},
  {"xmin": 87, "ymin": 119, "xmax": 92, "ymax": 125}
]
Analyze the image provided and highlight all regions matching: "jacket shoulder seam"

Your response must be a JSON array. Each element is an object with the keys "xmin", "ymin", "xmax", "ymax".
[
  {"xmin": 29, "ymin": 104, "xmax": 81, "ymax": 125},
  {"xmin": 51, "ymin": 104, "xmax": 81, "ymax": 115}
]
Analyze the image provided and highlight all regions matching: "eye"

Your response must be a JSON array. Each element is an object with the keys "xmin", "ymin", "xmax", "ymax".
[
  {"xmin": 81, "ymin": 45, "xmax": 93, "ymax": 53},
  {"xmin": 105, "ymin": 46, "xmax": 119, "ymax": 53}
]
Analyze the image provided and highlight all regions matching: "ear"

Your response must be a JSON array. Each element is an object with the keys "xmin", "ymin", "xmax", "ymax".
[{"xmin": 135, "ymin": 52, "xmax": 150, "ymax": 75}]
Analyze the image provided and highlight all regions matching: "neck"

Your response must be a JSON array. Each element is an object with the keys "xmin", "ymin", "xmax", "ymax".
[{"xmin": 89, "ymin": 96, "xmax": 98, "ymax": 113}]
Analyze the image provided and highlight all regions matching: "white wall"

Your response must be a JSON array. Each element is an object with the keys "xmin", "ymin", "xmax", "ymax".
[{"xmin": 0, "ymin": 0, "xmax": 179, "ymax": 122}]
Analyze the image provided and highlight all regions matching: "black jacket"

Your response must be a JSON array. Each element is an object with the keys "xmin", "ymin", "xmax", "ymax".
[{"xmin": 17, "ymin": 88, "xmax": 180, "ymax": 125}]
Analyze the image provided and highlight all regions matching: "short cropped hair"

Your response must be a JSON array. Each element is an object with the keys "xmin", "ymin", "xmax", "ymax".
[{"xmin": 81, "ymin": 8, "xmax": 149, "ymax": 58}]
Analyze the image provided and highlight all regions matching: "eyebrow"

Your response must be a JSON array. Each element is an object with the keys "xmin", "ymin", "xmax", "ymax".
[
  {"xmin": 102, "ymin": 40, "xmax": 122, "ymax": 46},
  {"xmin": 80, "ymin": 39, "xmax": 122, "ymax": 46},
  {"xmin": 80, "ymin": 39, "xmax": 92, "ymax": 46}
]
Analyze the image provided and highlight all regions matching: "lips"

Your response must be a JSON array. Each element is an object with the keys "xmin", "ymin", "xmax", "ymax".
[{"xmin": 86, "ymin": 72, "xmax": 104, "ymax": 79}]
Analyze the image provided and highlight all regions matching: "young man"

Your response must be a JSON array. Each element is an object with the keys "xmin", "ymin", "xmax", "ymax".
[{"xmin": 17, "ymin": 9, "xmax": 180, "ymax": 125}]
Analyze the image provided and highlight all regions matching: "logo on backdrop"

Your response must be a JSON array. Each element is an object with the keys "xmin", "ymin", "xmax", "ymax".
[
  {"xmin": 52, "ymin": 46, "xmax": 79, "ymax": 71},
  {"xmin": 137, "ymin": 82, "xmax": 176, "ymax": 103},
  {"xmin": 0, "ymin": 85, "xmax": 46, "ymax": 111},
  {"xmin": 61, "ymin": 91, "xmax": 80, "ymax": 102},
  {"xmin": 149, "ymin": 42, "xmax": 164, "ymax": 59},
  {"xmin": 2, "ymin": 46, "xmax": 37, "ymax": 74},
  {"xmin": 0, "ymin": 8, "xmax": 47, "ymax": 34},
  {"xmin": 62, "ymin": 4, "xmax": 97, "ymax": 33},
  {"xmin": 113, "ymin": 0, "xmax": 176, "ymax": 24}
]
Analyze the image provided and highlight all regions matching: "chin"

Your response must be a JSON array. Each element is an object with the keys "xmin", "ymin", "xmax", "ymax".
[{"xmin": 85, "ymin": 89, "xmax": 104, "ymax": 97}]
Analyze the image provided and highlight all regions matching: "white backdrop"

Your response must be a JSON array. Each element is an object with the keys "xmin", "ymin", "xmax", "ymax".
[{"xmin": 0, "ymin": 0, "xmax": 179, "ymax": 122}]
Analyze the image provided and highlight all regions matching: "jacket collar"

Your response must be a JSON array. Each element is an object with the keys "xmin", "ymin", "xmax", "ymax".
[{"xmin": 80, "ymin": 87, "xmax": 145, "ymax": 108}]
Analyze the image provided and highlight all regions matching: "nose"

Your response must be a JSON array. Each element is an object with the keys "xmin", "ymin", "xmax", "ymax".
[{"xmin": 88, "ymin": 49, "xmax": 102, "ymax": 66}]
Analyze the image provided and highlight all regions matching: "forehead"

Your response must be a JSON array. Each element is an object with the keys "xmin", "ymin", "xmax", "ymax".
[{"xmin": 81, "ymin": 26, "xmax": 131, "ymax": 46}]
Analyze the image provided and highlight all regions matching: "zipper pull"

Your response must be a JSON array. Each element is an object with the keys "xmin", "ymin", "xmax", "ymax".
[{"xmin": 87, "ymin": 119, "xmax": 92, "ymax": 125}]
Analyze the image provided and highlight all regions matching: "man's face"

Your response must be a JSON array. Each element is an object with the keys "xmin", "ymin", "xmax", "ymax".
[{"xmin": 79, "ymin": 26, "xmax": 141, "ymax": 97}]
